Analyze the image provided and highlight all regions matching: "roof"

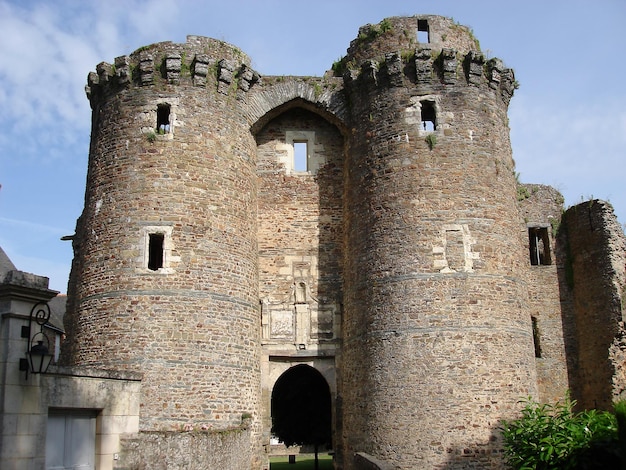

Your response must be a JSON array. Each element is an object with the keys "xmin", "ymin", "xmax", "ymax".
[{"xmin": 0, "ymin": 246, "xmax": 17, "ymax": 278}]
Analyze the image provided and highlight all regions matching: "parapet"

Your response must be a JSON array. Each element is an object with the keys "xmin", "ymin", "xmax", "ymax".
[
  {"xmin": 85, "ymin": 36, "xmax": 260, "ymax": 107},
  {"xmin": 335, "ymin": 16, "xmax": 516, "ymax": 104},
  {"xmin": 343, "ymin": 15, "xmax": 481, "ymax": 65}
]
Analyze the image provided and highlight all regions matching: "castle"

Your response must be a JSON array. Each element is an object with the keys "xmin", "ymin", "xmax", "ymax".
[{"xmin": 1, "ymin": 15, "xmax": 625, "ymax": 470}]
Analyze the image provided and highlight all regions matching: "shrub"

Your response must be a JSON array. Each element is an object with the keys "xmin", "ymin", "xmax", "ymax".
[{"xmin": 500, "ymin": 397, "xmax": 619, "ymax": 469}]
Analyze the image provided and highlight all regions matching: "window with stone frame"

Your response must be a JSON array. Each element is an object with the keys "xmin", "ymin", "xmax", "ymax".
[
  {"xmin": 147, "ymin": 233, "xmax": 165, "ymax": 271},
  {"xmin": 156, "ymin": 103, "xmax": 171, "ymax": 134},
  {"xmin": 528, "ymin": 226, "xmax": 551, "ymax": 266}
]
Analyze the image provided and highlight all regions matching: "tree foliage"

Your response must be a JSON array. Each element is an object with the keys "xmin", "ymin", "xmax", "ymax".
[{"xmin": 501, "ymin": 397, "xmax": 621, "ymax": 470}]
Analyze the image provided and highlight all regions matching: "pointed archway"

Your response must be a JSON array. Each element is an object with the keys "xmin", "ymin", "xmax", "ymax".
[{"xmin": 271, "ymin": 365, "xmax": 332, "ymax": 464}]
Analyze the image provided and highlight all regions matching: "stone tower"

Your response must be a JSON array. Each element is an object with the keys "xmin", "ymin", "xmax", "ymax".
[
  {"xmin": 63, "ymin": 38, "xmax": 264, "ymax": 463},
  {"xmin": 338, "ymin": 16, "xmax": 537, "ymax": 468},
  {"xmin": 63, "ymin": 15, "xmax": 549, "ymax": 469}
]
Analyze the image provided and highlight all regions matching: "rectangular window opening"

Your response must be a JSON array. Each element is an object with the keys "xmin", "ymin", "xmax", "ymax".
[
  {"xmin": 531, "ymin": 316, "xmax": 542, "ymax": 358},
  {"xmin": 529, "ymin": 227, "xmax": 551, "ymax": 266},
  {"xmin": 421, "ymin": 100, "xmax": 436, "ymax": 132},
  {"xmin": 293, "ymin": 141, "xmax": 308, "ymax": 172},
  {"xmin": 417, "ymin": 19, "xmax": 430, "ymax": 43},
  {"xmin": 156, "ymin": 103, "xmax": 171, "ymax": 134},
  {"xmin": 148, "ymin": 233, "xmax": 165, "ymax": 271}
]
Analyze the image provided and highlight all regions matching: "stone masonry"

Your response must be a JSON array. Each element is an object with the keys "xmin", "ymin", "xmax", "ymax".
[{"xmin": 60, "ymin": 15, "xmax": 626, "ymax": 469}]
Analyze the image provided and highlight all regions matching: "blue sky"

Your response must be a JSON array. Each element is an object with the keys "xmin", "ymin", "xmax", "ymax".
[{"xmin": 1, "ymin": 0, "xmax": 625, "ymax": 293}]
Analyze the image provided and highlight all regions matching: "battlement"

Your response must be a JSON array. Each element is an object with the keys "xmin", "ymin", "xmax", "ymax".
[
  {"xmin": 85, "ymin": 36, "xmax": 260, "ymax": 107},
  {"xmin": 340, "ymin": 48, "xmax": 516, "ymax": 104},
  {"xmin": 342, "ymin": 16, "xmax": 480, "ymax": 66}
]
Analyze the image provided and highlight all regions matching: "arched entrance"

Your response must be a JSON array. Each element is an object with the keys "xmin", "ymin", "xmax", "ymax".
[{"xmin": 271, "ymin": 365, "xmax": 332, "ymax": 463}]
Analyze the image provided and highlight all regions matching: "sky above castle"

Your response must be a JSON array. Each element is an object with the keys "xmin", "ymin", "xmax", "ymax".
[{"xmin": 1, "ymin": 0, "xmax": 625, "ymax": 293}]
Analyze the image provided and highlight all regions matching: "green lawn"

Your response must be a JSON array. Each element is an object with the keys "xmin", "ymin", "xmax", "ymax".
[{"xmin": 269, "ymin": 453, "xmax": 334, "ymax": 469}]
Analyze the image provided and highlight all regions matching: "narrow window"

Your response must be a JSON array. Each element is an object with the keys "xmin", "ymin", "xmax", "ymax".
[
  {"xmin": 293, "ymin": 141, "xmax": 308, "ymax": 172},
  {"xmin": 531, "ymin": 316, "xmax": 542, "ymax": 358},
  {"xmin": 417, "ymin": 19, "xmax": 430, "ymax": 43},
  {"xmin": 148, "ymin": 233, "xmax": 165, "ymax": 271},
  {"xmin": 529, "ymin": 227, "xmax": 551, "ymax": 266},
  {"xmin": 156, "ymin": 103, "xmax": 171, "ymax": 134},
  {"xmin": 421, "ymin": 100, "xmax": 436, "ymax": 132}
]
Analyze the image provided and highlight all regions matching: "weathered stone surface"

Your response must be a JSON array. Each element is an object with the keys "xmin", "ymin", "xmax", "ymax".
[
  {"xmin": 116, "ymin": 426, "xmax": 251, "ymax": 470},
  {"xmin": 561, "ymin": 200, "xmax": 626, "ymax": 410}
]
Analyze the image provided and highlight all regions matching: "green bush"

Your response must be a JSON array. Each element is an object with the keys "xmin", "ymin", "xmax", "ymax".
[
  {"xmin": 501, "ymin": 397, "xmax": 619, "ymax": 469},
  {"xmin": 616, "ymin": 400, "xmax": 626, "ymax": 470}
]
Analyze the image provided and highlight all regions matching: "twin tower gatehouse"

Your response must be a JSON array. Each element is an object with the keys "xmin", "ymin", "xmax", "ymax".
[{"xmin": 55, "ymin": 15, "xmax": 626, "ymax": 469}]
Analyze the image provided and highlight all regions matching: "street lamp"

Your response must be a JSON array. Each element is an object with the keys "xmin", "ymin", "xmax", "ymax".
[{"xmin": 19, "ymin": 302, "xmax": 53, "ymax": 379}]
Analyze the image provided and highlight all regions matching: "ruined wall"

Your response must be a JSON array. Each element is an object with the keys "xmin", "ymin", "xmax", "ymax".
[
  {"xmin": 340, "ymin": 16, "xmax": 536, "ymax": 470},
  {"xmin": 518, "ymin": 184, "xmax": 570, "ymax": 403},
  {"xmin": 561, "ymin": 200, "xmax": 626, "ymax": 409}
]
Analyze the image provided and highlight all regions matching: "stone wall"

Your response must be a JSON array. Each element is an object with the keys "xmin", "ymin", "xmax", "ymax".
[
  {"xmin": 518, "ymin": 184, "xmax": 570, "ymax": 403},
  {"xmin": 561, "ymin": 200, "xmax": 626, "ymax": 409},
  {"xmin": 339, "ymin": 17, "xmax": 534, "ymax": 470},
  {"xmin": 63, "ymin": 36, "xmax": 264, "ymax": 464},
  {"xmin": 115, "ymin": 425, "xmax": 251, "ymax": 470},
  {"xmin": 256, "ymin": 106, "xmax": 344, "ymax": 348}
]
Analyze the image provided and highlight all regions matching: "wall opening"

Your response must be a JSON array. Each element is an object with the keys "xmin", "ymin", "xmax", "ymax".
[
  {"xmin": 156, "ymin": 103, "xmax": 171, "ymax": 134},
  {"xmin": 529, "ymin": 227, "xmax": 551, "ymax": 266},
  {"xmin": 293, "ymin": 141, "xmax": 308, "ymax": 172},
  {"xmin": 148, "ymin": 233, "xmax": 165, "ymax": 271},
  {"xmin": 531, "ymin": 316, "xmax": 542, "ymax": 358},
  {"xmin": 417, "ymin": 19, "xmax": 430, "ymax": 43},
  {"xmin": 421, "ymin": 100, "xmax": 436, "ymax": 132},
  {"xmin": 271, "ymin": 364, "xmax": 332, "ymax": 455}
]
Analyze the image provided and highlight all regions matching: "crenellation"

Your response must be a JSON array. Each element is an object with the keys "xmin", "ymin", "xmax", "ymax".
[
  {"xmin": 237, "ymin": 63, "xmax": 258, "ymax": 92},
  {"xmin": 138, "ymin": 50, "xmax": 154, "ymax": 86},
  {"xmin": 486, "ymin": 57, "xmax": 504, "ymax": 89},
  {"xmin": 344, "ymin": 46, "xmax": 514, "ymax": 107},
  {"xmin": 440, "ymin": 48, "xmax": 458, "ymax": 84},
  {"xmin": 381, "ymin": 52, "xmax": 403, "ymax": 86},
  {"xmin": 96, "ymin": 62, "xmax": 114, "ymax": 84},
  {"xmin": 191, "ymin": 54, "xmax": 211, "ymax": 86},
  {"xmin": 217, "ymin": 58, "xmax": 236, "ymax": 94},
  {"xmin": 414, "ymin": 47, "xmax": 433, "ymax": 84},
  {"xmin": 465, "ymin": 50, "xmax": 485, "ymax": 86},
  {"xmin": 114, "ymin": 55, "xmax": 131, "ymax": 85},
  {"xmin": 165, "ymin": 53, "xmax": 182, "ymax": 84}
]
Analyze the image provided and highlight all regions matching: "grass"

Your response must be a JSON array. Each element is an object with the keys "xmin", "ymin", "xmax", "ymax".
[{"xmin": 270, "ymin": 453, "xmax": 334, "ymax": 469}]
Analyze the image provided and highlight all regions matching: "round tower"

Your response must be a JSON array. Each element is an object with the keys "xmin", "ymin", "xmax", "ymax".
[
  {"xmin": 340, "ymin": 16, "xmax": 537, "ymax": 468},
  {"xmin": 63, "ymin": 37, "xmax": 262, "ymax": 460}
]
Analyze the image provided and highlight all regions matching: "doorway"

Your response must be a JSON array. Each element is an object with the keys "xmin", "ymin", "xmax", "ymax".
[{"xmin": 271, "ymin": 365, "xmax": 332, "ymax": 460}]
